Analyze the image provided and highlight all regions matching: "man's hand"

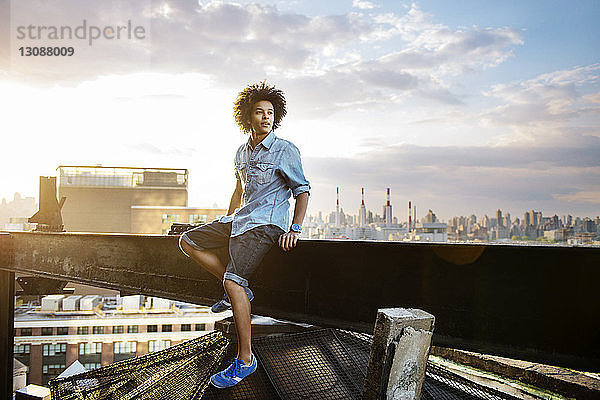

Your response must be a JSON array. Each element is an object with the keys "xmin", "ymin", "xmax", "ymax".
[{"xmin": 278, "ymin": 231, "xmax": 300, "ymax": 252}]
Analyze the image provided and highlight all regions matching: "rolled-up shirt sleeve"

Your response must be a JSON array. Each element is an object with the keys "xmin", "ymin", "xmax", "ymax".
[{"xmin": 280, "ymin": 144, "xmax": 310, "ymax": 198}]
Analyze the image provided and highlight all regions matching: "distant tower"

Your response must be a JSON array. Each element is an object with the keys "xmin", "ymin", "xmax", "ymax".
[
  {"xmin": 496, "ymin": 209, "xmax": 503, "ymax": 227},
  {"xmin": 413, "ymin": 204, "xmax": 417, "ymax": 226},
  {"xmin": 408, "ymin": 201, "xmax": 412, "ymax": 230},
  {"xmin": 335, "ymin": 187, "xmax": 341, "ymax": 228},
  {"xmin": 383, "ymin": 188, "xmax": 392, "ymax": 227},
  {"xmin": 359, "ymin": 188, "xmax": 367, "ymax": 228}
]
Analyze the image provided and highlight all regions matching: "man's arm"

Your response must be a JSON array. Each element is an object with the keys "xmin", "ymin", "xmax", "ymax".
[
  {"xmin": 227, "ymin": 179, "xmax": 243, "ymax": 216},
  {"xmin": 278, "ymin": 192, "xmax": 309, "ymax": 251}
]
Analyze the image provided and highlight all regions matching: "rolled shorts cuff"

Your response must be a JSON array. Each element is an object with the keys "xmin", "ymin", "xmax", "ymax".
[
  {"xmin": 223, "ymin": 272, "xmax": 248, "ymax": 288},
  {"xmin": 179, "ymin": 233, "xmax": 205, "ymax": 257}
]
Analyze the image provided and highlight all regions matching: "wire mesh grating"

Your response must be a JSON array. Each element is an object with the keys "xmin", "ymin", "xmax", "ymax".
[
  {"xmin": 49, "ymin": 331, "xmax": 228, "ymax": 400},
  {"xmin": 251, "ymin": 329, "xmax": 369, "ymax": 399},
  {"xmin": 50, "ymin": 326, "xmax": 538, "ymax": 400}
]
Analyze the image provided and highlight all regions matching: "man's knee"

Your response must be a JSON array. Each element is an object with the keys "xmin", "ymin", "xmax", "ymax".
[
  {"xmin": 179, "ymin": 235, "xmax": 205, "ymax": 257},
  {"xmin": 223, "ymin": 278, "xmax": 238, "ymax": 290},
  {"xmin": 224, "ymin": 279, "xmax": 247, "ymax": 296},
  {"xmin": 179, "ymin": 235, "xmax": 192, "ymax": 257}
]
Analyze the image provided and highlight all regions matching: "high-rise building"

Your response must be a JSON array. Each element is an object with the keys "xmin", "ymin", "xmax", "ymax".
[
  {"xmin": 524, "ymin": 211, "xmax": 531, "ymax": 227},
  {"xmin": 469, "ymin": 214, "xmax": 477, "ymax": 227},
  {"xmin": 335, "ymin": 187, "xmax": 341, "ymax": 228},
  {"xmin": 504, "ymin": 213, "xmax": 511, "ymax": 228},
  {"xmin": 482, "ymin": 215, "xmax": 490, "ymax": 228},
  {"xmin": 423, "ymin": 209, "xmax": 438, "ymax": 223},
  {"xmin": 359, "ymin": 188, "xmax": 367, "ymax": 228},
  {"xmin": 496, "ymin": 209, "xmax": 503, "ymax": 227},
  {"xmin": 534, "ymin": 211, "xmax": 543, "ymax": 227}
]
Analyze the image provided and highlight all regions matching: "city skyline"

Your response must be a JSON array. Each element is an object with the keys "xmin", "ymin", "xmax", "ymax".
[
  {"xmin": 2, "ymin": 187, "xmax": 597, "ymax": 227},
  {"xmin": 1, "ymin": 1, "xmax": 599, "ymax": 220}
]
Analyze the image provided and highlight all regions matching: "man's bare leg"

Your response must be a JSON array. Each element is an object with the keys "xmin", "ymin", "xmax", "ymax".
[
  {"xmin": 224, "ymin": 279, "xmax": 252, "ymax": 365},
  {"xmin": 180, "ymin": 241, "xmax": 226, "ymax": 280}
]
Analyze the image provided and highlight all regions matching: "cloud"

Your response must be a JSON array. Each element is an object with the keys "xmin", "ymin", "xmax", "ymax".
[
  {"xmin": 483, "ymin": 64, "xmax": 600, "ymax": 128},
  {"xmin": 554, "ymin": 191, "xmax": 600, "ymax": 204},
  {"xmin": 134, "ymin": 143, "xmax": 197, "ymax": 157},
  {"xmin": 4, "ymin": 1, "xmax": 523, "ymax": 118},
  {"xmin": 304, "ymin": 139, "xmax": 600, "ymax": 218},
  {"xmin": 352, "ymin": 0, "xmax": 376, "ymax": 10}
]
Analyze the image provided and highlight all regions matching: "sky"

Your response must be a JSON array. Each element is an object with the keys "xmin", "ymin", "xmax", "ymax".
[{"xmin": 1, "ymin": 0, "xmax": 599, "ymax": 222}]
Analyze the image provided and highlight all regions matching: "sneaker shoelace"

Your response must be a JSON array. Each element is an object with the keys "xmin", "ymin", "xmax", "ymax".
[{"xmin": 224, "ymin": 359, "xmax": 242, "ymax": 378}]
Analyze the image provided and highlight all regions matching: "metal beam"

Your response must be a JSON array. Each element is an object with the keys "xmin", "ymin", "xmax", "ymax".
[
  {"xmin": 0, "ymin": 267, "xmax": 15, "ymax": 399},
  {"xmin": 2, "ymin": 231, "xmax": 599, "ymax": 371}
]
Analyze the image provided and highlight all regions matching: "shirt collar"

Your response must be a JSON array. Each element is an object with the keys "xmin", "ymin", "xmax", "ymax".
[{"xmin": 247, "ymin": 131, "xmax": 276, "ymax": 150}]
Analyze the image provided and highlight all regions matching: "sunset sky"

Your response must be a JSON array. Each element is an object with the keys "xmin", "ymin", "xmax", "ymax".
[{"xmin": 1, "ymin": 0, "xmax": 599, "ymax": 221}]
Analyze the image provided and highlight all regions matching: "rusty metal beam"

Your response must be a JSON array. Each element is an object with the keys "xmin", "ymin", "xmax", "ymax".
[
  {"xmin": 1, "ymin": 232, "xmax": 223, "ymax": 307},
  {"xmin": 1, "ymin": 231, "xmax": 599, "ymax": 371},
  {"xmin": 0, "ymin": 232, "xmax": 15, "ymax": 400}
]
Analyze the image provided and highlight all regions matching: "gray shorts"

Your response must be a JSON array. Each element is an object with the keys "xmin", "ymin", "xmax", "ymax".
[{"xmin": 179, "ymin": 220, "xmax": 284, "ymax": 289}]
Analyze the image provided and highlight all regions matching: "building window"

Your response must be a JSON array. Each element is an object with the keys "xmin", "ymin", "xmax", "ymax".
[
  {"xmin": 114, "ymin": 342, "xmax": 136, "ymax": 354},
  {"xmin": 148, "ymin": 340, "xmax": 170, "ymax": 353},
  {"xmin": 79, "ymin": 342, "xmax": 102, "ymax": 355},
  {"xmin": 127, "ymin": 325, "xmax": 138, "ymax": 333},
  {"xmin": 92, "ymin": 326, "xmax": 104, "ymax": 334},
  {"xmin": 57, "ymin": 327, "xmax": 69, "ymax": 335},
  {"xmin": 77, "ymin": 326, "xmax": 89, "ymax": 335},
  {"xmin": 41, "ymin": 327, "xmax": 53, "ymax": 336},
  {"xmin": 161, "ymin": 324, "xmax": 172, "ymax": 332},
  {"xmin": 189, "ymin": 214, "xmax": 208, "ymax": 224},
  {"xmin": 20, "ymin": 328, "xmax": 32, "ymax": 336},
  {"xmin": 181, "ymin": 324, "xmax": 191, "ymax": 332},
  {"xmin": 42, "ymin": 363, "xmax": 65, "ymax": 374},
  {"xmin": 43, "ymin": 343, "xmax": 67, "ymax": 356},
  {"xmin": 14, "ymin": 344, "xmax": 31, "ymax": 354},
  {"xmin": 147, "ymin": 325, "xmax": 158, "ymax": 333},
  {"xmin": 162, "ymin": 214, "xmax": 181, "ymax": 224},
  {"xmin": 113, "ymin": 326, "xmax": 124, "ymax": 334},
  {"xmin": 195, "ymin": 324, "xmax": 206, "ymax": 331},
  {"xmin": 83, "ymin": 363, "xmax": 101, "ymax": 370}
]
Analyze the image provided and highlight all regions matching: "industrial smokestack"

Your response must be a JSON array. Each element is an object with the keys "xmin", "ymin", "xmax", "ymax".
[
  {"xmin": 408, "ymin": 201, "xmax": 412, "ymax": 230},
  {"xmin": 384, "ymin": 188, "xmax": 392, "ymax": 227},
  {"xmin": 414, "ymin": 205, "xmax": 417, "ymax": 227},
  {"xmin": 335, "ymin": 187, "xmax": 340, "ymax": 228}
]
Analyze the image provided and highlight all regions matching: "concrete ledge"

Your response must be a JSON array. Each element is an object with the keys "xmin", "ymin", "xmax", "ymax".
[{"xmin": 431, "ymin": 346, "xmax": 600, "ymax": 399}]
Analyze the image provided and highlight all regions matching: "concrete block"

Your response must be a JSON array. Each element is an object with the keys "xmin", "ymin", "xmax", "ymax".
[{"xmin": 363, "ymin": 308, "xmax": 435, "ymax": 400}]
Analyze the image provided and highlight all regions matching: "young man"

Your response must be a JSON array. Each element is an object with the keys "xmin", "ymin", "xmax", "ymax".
[{"xmin": 178, "ymin": 82, "xmax": 310, "ymax": 388}]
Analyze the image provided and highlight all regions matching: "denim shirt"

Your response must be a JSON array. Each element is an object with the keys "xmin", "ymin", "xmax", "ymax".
[{"xmin": 225, "ymin": 131, "xmax": 310, "ymax": 237}]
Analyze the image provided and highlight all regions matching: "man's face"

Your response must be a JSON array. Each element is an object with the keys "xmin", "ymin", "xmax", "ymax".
[{"xmin": 249, "ymin": 100, "xmax": 274, "ymax": 135}]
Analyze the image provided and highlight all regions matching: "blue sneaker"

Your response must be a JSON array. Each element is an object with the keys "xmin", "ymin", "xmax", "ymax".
[
  {"xmin": 210, "ymin": 355, "xmax": 257, "ymax": 388},
  {"xmin": 210, "ymin": 287, "xmax": 254, "ymax": 313}
]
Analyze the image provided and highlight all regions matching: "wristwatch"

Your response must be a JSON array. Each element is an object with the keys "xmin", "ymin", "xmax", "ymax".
[{"xmin": 290, "ymin": 223, "xmax": 302, "ymax": 233}]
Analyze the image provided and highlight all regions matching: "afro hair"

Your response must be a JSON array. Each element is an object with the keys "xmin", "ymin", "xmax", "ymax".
[{"xmin": 233, "ymin": 82, "xmax": 287, "ymax": 134}]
